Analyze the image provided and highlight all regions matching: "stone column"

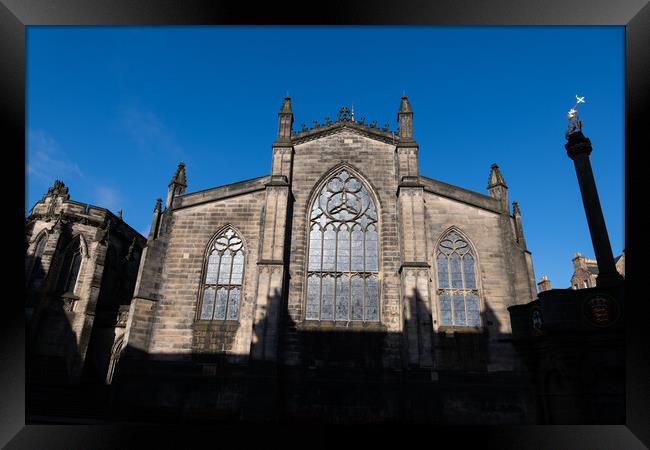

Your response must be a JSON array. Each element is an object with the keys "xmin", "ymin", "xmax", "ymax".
[{"xmin": 565, "ymin": 132, "xmax": 623, "ymax": 287}]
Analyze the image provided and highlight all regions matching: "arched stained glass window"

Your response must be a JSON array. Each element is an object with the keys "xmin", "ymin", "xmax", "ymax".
[
  {"xmin": 306, "ymin": 169, "xmax": 379, "ymax": 322},
  {"xmin": 199, "ymin": 227, "xmax": 244, "ymax": 321},
  {"xmin": 436, "ymin": 231, "xmax": 481, "ymax": 327}
]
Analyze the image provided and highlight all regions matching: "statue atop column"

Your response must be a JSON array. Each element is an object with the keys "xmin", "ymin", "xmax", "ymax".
[{"xmin": 565, "ymin": 95, "xmax": 585, "ymax": 139}]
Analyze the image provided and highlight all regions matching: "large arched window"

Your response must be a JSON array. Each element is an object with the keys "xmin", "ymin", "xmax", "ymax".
[
  {"xmin": 436, "ymin": 230, "xmax": 481, "ymax": 327},
  {"xmin": 198, "ymin": 227, "xmax": 244, "ymax": 321},
  {"xmin": 306, "ymin": 169, "xmax": 379, "ymax": 322}
]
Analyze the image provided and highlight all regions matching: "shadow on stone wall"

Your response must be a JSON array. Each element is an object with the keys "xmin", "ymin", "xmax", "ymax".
[
  {"xmin": 103, "ymin": 286, "xmax": 538, "ymax": 425},
  {"xmin": 25, "ymin": 225, "xmax": 140, "ymax": 421},
  {"xmin": 27, "ymin": 278, "xmax": 625, "ymax": 425}
]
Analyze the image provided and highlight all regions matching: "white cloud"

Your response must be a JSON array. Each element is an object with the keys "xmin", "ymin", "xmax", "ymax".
[
  {"xmin": 120, "ymin": 106, "xmax": 186, "ymax": 159},
  {"xmin": 94, "ymin": 185, "xmax": 122, "ymax": 212},
  {"xmin": 26, "ymin": 130, "xmax": 84, "ymax": 183}
]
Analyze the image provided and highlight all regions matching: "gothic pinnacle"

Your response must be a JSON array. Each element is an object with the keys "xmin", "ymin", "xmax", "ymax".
[
  {"xmin": 279, "ymin": 96, "xmax": 292, "ymax": 114},
  {"xmin": 399, "ymin": 95, "xmax": 412, "ymax": 113},
  {"xmin": 169, "ymin": 162, "xmax": 187, "ymax": 187},
  {"xmin": 487, "ymin": 163, "xmax": 507, "ymax": 189}
]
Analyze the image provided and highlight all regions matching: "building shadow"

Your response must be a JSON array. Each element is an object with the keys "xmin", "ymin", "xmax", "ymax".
[
  {"xmin": 28, "ymin": 272, "xmax": 624, "ymax": 424},
  {"xmin": 26, "ymin": 224, "xmax": 88, "ymax": 420},
  {"xmin": 509, "ymin": 282, "xmax": 625, "ymax": 424},
  {"xmin": 105, "ymin": 285, "xmax": 540, "ymax": 424},
  {"xmin": 25, "ymin": 222, "xmax": 142, "ymax": 423}
]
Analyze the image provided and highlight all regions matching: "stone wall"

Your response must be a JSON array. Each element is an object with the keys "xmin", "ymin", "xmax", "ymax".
[
  {"xmin": 145, "ymin": 188, "xmax": 267, "ymax": 358},
  {"xmin": 25, "ymin": 182, "xmax": 145, "ymax": 384},
  {"xmin": 284, "ymin": 130, "xmax": 402, "ymax": 368}
]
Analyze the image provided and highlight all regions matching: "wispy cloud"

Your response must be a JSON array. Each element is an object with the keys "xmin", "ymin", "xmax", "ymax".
[
  {"xmin": 26, "ymin": 130, "xmax": 84, "ymax": 183},
  {"xmin": 93, "ymin": 185, "xmax": 122, "ymax": 212},
  {"xmin": 120, "ymin": 106, "xmax": 186, "ymax": 159}
]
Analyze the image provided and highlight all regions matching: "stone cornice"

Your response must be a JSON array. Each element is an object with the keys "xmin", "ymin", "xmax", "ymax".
[
  {"xmin": 26, "ymin": 209, "xmax": 146, "ymax": 244},
  {"xmin": 27, "ymin": 198, "xmax": 146, "ymax": 241},
  {"xmin": 418, "ymin": 175, "xmax": 502, "ymax": 214},
  {"xmin": 173, "ymin": 175, "xmax": 271, "ymax": 210},
  {"xmin": 265, "ymin": 175, "xmax": 289, "ymax": 187},
  {"xmin": 399, "ymin": 262, "xmax": 430, "ymax": 274}
]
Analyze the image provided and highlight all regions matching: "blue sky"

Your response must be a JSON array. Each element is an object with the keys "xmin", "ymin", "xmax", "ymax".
[{"xmin": 26, "ymin": 26, "xmax": 624, "ymax": 288}]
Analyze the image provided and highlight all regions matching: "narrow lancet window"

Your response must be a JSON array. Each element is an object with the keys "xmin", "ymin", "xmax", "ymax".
[
  {"xmin": 56, "ymin": 238, "xmax": 82, "ymax": 296},
  {"xmin": 306, "ymin": 169, "xmax": 380, "ymax": 322},
  {"xmin": 436, "ymin": 231, "xmax": 481, "ymax": 327},
  {"xmin": 199, "ymin": 227, "xmax": 244, "ymax": 321}
]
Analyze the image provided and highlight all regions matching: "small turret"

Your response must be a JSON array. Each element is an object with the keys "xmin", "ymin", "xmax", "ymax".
[
  {"xmin": 487, "ymin": 163, "xmax": 508, "ymax": 211},
  {"xmin": 512, "ymin": 201, "xmax": 528, "ymax": 249},
  {"xmin": 148, "ymin": 198, "xmax": 163, "ymax": 241},
  {"xmin": 397, "ymin": 95, "xmax": 414, "ymax": 143},
  {"xmin": 166, "ymin": 162, "xmax": 187, "ymax": 209},
  {"xmin": 275, "ymin": 96, "xmax": 294, "ymax": 144}
]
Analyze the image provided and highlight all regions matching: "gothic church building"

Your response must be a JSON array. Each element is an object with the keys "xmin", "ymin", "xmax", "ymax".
[{"xmin": 27, "ymin": 96, "xmax": 541, "ymax": 423}]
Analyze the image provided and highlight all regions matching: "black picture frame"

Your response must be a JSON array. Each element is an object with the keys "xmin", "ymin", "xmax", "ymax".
[{"xmin": 3, "ymin": 1, "xmax": 648, "ymax": 447}]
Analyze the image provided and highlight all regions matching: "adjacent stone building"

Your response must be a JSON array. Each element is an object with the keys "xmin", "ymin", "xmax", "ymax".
[
  {"xmin": 106, "ymin": 96, "xmax": 540, "ymax": 423},
  {"xmin": 570, "ymin": 251, "xmax": 625, "ymax": 290},
  {"xmin": 25, "ymin": 180, "xmax": 146, "ymax": 392}
]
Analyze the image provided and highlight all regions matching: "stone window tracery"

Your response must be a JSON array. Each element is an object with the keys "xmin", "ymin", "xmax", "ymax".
[
  {"xmin": 436, "ymin": 231, "xmax": 481, "ymax": 327},
  {"xmin": 199, "ymin": 227, "xmax": 244, "ymax": 321},
  {"xmin": 306, "ymin": 169, "xmax": 380, "ymax": 322}
]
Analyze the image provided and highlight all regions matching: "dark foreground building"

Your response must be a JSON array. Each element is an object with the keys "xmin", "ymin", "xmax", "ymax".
[
  {"xmin": 25, "ymin": 96, "xmax": 623, "ymax": 424},
  {"xmin": 25, "ymin": 180, "xmax": 146, "ymax": 419}
]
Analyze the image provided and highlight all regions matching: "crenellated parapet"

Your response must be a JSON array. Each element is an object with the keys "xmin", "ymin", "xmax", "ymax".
[{"xmin": 291, "ymin": 106, "xmax": 399, "ymax": 145}]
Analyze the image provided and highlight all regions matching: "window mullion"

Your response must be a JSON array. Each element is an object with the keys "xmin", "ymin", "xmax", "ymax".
[
  {"xmin": 333, "ymin": 225, "xmax": 338, "ymax": 319},
  {"xmin": 319, "ymin": 225, "xmax": 324, "ymax": 320},
  {"xmin": 225, "ymin": 247, "xmax": 236, "ymax": 318},
  {"xmin": 211, "ymin": 251, "xmax": 222, "ymax": 320}
]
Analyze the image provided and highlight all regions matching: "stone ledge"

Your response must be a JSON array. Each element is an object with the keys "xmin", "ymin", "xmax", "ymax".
[{"xmin": 296, "ymin": 320, "xmax": 388, "ymax": 333}]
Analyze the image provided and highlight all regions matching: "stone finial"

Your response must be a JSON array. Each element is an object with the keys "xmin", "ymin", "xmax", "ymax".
[
  {"xmin": 279, "ymin": 96, "xmax": 292, "ymax": 114},
  {"xmin": 487, "ymin": 163, "xmax": 508, "ymax": 189},
  {"xmin": 399, "ymin": 95, "xmax": 413, "ymax": 113},
  {"xmin": 44, "ymin": 179, "xmax": 70, "ymax": 200},
  {"xmin": 154, "ymin": 198, "xmax": 162, "ymax": 212},
  {"xmin": 169, "ymin": 162, "xmax": 187, "ymax": 188},
  {"xmin": 325, "ymin": 116, "xmax": 331, "ymax": 126},
  {"xmin": 383, "ymin": 122, "xmax": 390, "ymax": 131},
  {"xmin": 117, "ymin": 210, "xmax": 123, "ymax": 220},
  {"xmin": 512, "ymin": 201, "xmax": 521, "ymax": 216},
  {"xmin": 574, "ymin": 252, "xmax": 582, "ymax": 259},
  {"xmin": 337, "ymin": 106, "xmax": 352, "ymax": 122}
]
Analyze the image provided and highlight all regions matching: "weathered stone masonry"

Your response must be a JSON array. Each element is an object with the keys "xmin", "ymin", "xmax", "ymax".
[{"xmin": 114, "ymin": 96, "xmax": 539, "ymax": 422}]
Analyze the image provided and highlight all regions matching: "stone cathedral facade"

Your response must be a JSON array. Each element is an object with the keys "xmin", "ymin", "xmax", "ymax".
[
  {"xmin": 111, "ymin": 96, "xmax": 539, "ymax": 422},
  {"xmin": 26, "ymin": 96, "xmax": 542, "ymax": 423}
]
